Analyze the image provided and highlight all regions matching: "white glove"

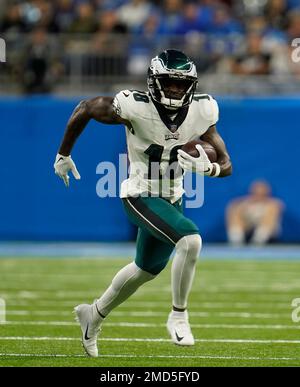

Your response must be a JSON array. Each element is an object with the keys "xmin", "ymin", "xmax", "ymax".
[
  {"xmin": 54, "ymin": 153, "xmax": 81, "ymax": 187},
  {"xmin": 177, "ymin": 144, "xmax": 220, "ymax": 177}
]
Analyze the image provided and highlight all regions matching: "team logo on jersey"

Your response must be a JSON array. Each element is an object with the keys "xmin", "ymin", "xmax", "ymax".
[{"xmin": 165, "ymin": 132, "xmax": 180, "ymax": 141}]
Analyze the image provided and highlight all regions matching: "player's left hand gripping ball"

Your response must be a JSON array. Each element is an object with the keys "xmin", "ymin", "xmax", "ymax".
[
  {"xmin": 177, "ymin": 145, "xmax": 220, "ymax": 177},
  {"xmin": 54, "ymin": 153, "xmax": 81, "ymax": 187}
]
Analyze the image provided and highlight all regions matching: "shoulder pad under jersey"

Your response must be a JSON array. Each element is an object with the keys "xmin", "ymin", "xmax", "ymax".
[
  {"xmin": 193, "ymin": 94, "xmax": 219, "ymax": 126},
  {"xmin": 113, "ymin": 90, "xmax": 150, "ymax": 121}
]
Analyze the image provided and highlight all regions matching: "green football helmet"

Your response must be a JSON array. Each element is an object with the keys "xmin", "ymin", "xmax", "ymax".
[{"xmin": 147, "ymin": 49, "xmax": 198, "ymax": 110}]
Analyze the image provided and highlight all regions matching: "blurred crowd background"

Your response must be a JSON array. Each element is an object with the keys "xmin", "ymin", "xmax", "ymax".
[{"xmin": 1, "ymin": 0, "xmax": 300, "ymax": 95}]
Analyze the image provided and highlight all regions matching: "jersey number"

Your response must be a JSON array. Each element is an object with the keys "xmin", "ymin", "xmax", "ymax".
[
  {"xmin": 144, "ymin": 144, "xmax": 183, "ymax": 180},
  {"xmin": 133, "ymin": 93, "xmax": 182, "ymax": 179},
  {"xmin": 193, "ymin": 94, "xmax": 210, "ymax": 101},
  {"xmin": 133, "ymin": 92, "xmax": 149, "ymax": 103}
]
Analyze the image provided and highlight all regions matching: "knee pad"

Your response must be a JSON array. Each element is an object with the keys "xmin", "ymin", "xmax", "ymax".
[{"xmin": 187, "ymin": 234, "xmax": 202, "ymax": 254}]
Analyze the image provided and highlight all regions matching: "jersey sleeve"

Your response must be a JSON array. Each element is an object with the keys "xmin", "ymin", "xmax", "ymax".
[
  {"xmin": 112, "ymin": 90, "xmax": 134, "ymax": 121},
  {"xmin": 203, "ymin": 95, "xmax": 219, "ymax": 127},
  {"xmin": 208, "ymin": 97, "xmax": 219, "ymax": 126},
  {"xmin": 196, "ymin": 94, "xmax": 219, "ymax": 127}
]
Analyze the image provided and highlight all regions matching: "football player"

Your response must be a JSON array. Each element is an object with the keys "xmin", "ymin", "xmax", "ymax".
[{"xmin": 54, "ymin": 49, "xmax": 232, "ymax": 357}]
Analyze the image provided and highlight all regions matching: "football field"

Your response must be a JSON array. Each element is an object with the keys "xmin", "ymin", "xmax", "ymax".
[{"xmin": 1, "ymin": 253, "xmax": 300, "ymax": 367}]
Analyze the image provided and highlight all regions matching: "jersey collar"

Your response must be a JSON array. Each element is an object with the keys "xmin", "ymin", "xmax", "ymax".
[{"xmin": 151, "ymin": 97, "xmax": 189, "ymax": 133}]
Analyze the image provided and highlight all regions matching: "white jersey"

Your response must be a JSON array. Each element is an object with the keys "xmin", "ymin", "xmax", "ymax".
[{"xmin": 113, "ymin": 90, "xmax": 219, "ymax": 203}]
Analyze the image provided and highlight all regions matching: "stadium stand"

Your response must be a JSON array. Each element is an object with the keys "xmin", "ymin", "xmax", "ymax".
[{"xmin": 1, "ymin": 0, "xmax": 300, "ymax": 95}]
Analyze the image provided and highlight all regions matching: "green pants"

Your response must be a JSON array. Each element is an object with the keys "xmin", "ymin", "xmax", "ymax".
[{"xmin": 122, "ymin": 196, "xmax": 199, "ymax": 275}]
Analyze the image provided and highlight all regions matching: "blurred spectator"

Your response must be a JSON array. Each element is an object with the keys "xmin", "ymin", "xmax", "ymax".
[
  {"xmin": 226, "ymin": 180, "xmax": 284, "ymax": 245},
  {"xmin": 264, "ymin": 0, "xmax": 288, "ymax": 31},
  {"xmin": 94, "ymin": 0, "xmax": 129, "ymax": 12},
  {"xmin": 287, "ymin": 0, "xmax": 300, "ymax": 8},
  {"xmin": 130, "ymin": 12, "xmax": 161, "ymax": 46},
  {"xmin": 269, "ymin": 41, "xmax": 300, "ymax": 77},
  {"xmin": 68, "ymin": 2, "xmax": 98, "ymax": 33},
  {"xmin": 85, "ymin": 10, "xmax": 128, "ymax": 77},
  {"xmin": 1, "ymin": 0, "xmax": 59, "ymax": 33},
  {"xmin": 19, "ymin": 0, "xmax": 55, "ymax": 31},
  {"xmin": 286, "ymin": 9, "xmax": 300, "ymax": 39},
  {"xmin": 54, "ymin": 0, "xmax": 75, "ymax": 32},
  {"xmin": 127, "ymin": 13, "xmax": 161, "ymax": 76},
  {"xmin": 91, "ymin": 9, "xmax": 128, "ymax": 56},
  {"xmin": 245, "ymin": 15, "xmax": 269, "ymax": 35},
  {"xmin": 117, "ymin": 0, "xmax": 153, "ymax": 31},
  {"xmin": 1, "ymin": 0, "xmax": 300, "ymax": 94},
  {"xmin": 0, "ymin": 1, "xmax": 8, "ymax": 20},
  {"xmin": 231, "ymin": 33, "xmax": 272, "ymax": 75},
  {"xmin": 21, "ymin": 28, "xmax": 63, "ymax": 93},
  {"xmin": 175, "ymin": 1, "xmax": 213, "ymax": 34},
  {"xmin": 234, "ymin": 0, "xmax": 267, "ymax": 18},
  {"xmin": 155, "ymin": 0, "xmax": 182, "ymax": 35},
  {"xmin": 0, "ymin": 4, "xmax": 26, "ymax": 33},
  {"xmin": 35, "ymin": 0, "xmax": 59, "ymax": 32},
  {"xmin": 208, "ymin": 4, "xmax": 243, "ymax": 34}
]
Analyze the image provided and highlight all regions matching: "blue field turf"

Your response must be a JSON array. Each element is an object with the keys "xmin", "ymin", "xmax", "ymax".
[{"xmin": 0, "ymin": 242, "xmax": 300, "ymax": 260}]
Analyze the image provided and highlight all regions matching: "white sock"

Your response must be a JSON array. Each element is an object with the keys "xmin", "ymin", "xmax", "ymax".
[
  {"xmin": 228, "ymin": 227, "xmax": 245, "ymax": 245},
  {"xmin": 171, "ymin": 234, "xmax": 202, "ymax": 310},
  {"xmin": 95, "ymin": 262, "xmax": 155, "ymax": 317},
  {"xmin": 169, "ymin": 310, "xmax": 188, "ymax": 320},
  {"xmin": 251, "ymin": 226, "xmax": 272, "ymax": 245}
]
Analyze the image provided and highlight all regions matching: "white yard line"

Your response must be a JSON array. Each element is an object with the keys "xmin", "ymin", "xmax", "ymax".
[
  {"xmin": 1, "ymin": 268, "xmax": 299, "ymax": 275},
  {"xmin": 0, "ymin": 336, "xmax": 300, "ymax": 344},
  {"xmin": 2, "ymin": 320, "xmax": 300, "ymax": 330},
  {"xmin": 0, "ymin": 353, "xmax": 299, "ymax": 361},
  {"xmin": 3, "ymin": 310, "xmax": 287, "ymax": 318},
  {"xmin": 5, "ymin": 311, "xmax": 72, "ymax": 316},
  {"xmin": 0, "ymin": 291, "xmax": 298, "ymax": 302},
  {"xmin": 2, "ymin": 321, "xmax": 77, "ymax": 326},
  {"xmin": 2, "ymin": 284, "xmax": 300, "ymax": 296},
  {"xmin": 2, "ymin": 300, "xmax": 293, "ymax": 310}
]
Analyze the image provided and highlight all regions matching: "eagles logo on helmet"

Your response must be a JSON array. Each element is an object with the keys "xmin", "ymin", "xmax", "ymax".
[{"xmin": 147, "ymin": 49, "xmax": 198, "ymax": 110}]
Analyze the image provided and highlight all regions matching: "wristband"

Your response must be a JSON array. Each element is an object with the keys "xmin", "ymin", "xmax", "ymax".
[{"xmin": 210, "ymin": 163, "xmax": 221, "ymax": 177}]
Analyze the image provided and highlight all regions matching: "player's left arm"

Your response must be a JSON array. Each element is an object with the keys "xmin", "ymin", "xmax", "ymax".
[{"xmin": 200, "ymin": 125, "xmax": 232, "ymax": 177}]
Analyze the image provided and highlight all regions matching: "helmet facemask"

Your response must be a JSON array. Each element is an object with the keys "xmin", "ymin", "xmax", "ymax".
[{"xmin": 147, "ymin": 49, "xmax": 198, "ymax": 110}]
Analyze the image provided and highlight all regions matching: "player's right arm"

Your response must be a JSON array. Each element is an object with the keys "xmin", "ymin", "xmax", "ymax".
[
  {"xmin": 58, "ymin": 96, "xmax": 129, "ymax": 156},
  {"xmin": 54, "ymin": 96, "xmax": 130, "ymax": 187}
]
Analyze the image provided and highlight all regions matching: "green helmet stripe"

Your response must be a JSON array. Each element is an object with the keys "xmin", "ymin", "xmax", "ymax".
[{"xmin": 159, "ymin": 49, "xmax": 193, "ymax": 71}]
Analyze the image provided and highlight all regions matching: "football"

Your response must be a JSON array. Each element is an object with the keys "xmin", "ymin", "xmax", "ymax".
[{"xmin": 181, "ymin": 139, "xmax": 218, "ymax": 162}]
